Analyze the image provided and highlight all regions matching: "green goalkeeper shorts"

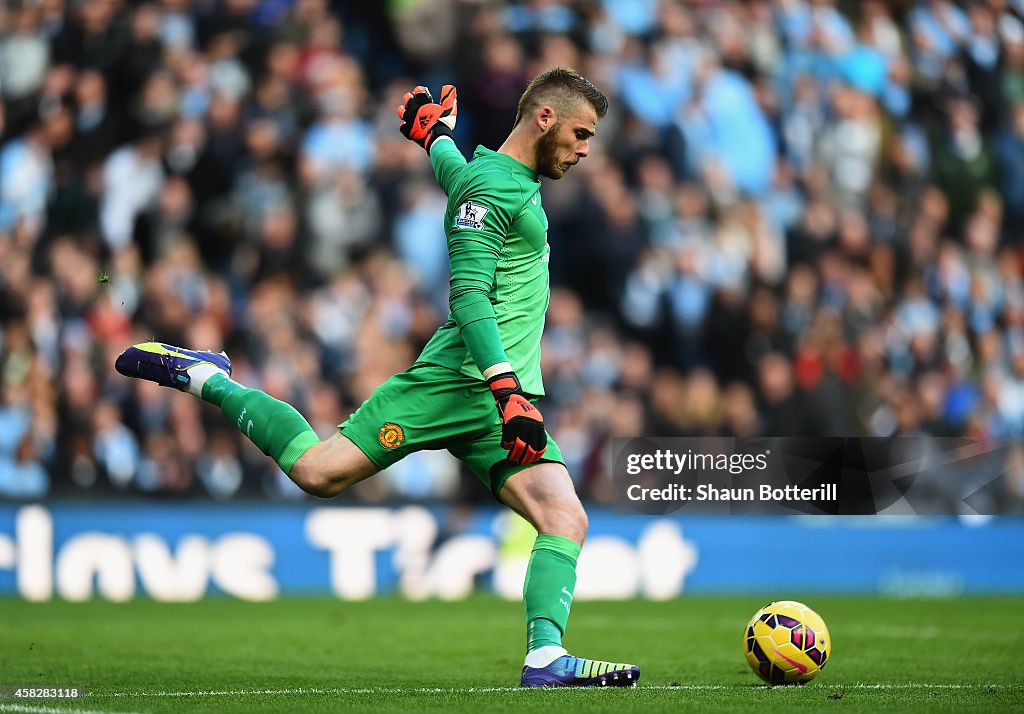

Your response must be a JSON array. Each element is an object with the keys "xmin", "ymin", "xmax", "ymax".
[{"xmin": 337, "ymin": 364, "xmax": 565, "ymax": 496}]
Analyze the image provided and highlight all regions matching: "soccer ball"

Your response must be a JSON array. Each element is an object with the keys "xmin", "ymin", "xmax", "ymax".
[{"xmin": 742, "ymin": 600, "xmax": 831, "ymax": 685}]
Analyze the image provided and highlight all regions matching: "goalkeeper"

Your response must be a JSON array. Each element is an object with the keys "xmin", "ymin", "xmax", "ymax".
[{"xmin": 115, "ymin": 67, "xmax": 638, "ymax": 687}]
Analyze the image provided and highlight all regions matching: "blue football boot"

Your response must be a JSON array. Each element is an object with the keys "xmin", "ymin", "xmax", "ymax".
[
  {"xmin": 115, "ymin": 342, "xmax": 231, "ymax": 391},
  {"xmin": 521, "ymin": 654, "xmax": 640, "ymax": 687}
]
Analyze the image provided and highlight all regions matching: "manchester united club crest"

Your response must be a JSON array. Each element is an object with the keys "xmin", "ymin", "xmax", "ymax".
[{"xmin": 378, "ymin": 422, "xmax": 405, "ymax": 449}]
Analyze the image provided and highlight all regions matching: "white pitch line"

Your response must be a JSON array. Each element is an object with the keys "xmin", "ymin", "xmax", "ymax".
[
  {"xmin": 93, "ymin": 683, "xmax": 1019, "ymax": 698},
  {"xmin": 0, "ymin": 704, "xmax": 145, "ymax": 714}
]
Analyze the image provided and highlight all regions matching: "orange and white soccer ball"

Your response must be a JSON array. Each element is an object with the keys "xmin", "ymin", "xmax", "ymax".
[{"xmin": 742, "ymin": 600, "xmax": 831, "ymax": 685}]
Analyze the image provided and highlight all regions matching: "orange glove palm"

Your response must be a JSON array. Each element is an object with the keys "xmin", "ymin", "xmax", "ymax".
[
  {"xmin": 487, "ymin": 372, "xmax": 547, "ymax": 465},
  {"xmin": 396, "ymin": 84, "xmax": 457, "ymax": 151}
]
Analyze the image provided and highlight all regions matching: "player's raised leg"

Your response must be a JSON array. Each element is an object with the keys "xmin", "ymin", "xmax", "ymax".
[
  {"xmin": 499, "ymin": 463, "xmax": 640, "ymax": 687},
  {"xmin": 114, "ymin": 342, "xmax": 376, "ymax": 496}
]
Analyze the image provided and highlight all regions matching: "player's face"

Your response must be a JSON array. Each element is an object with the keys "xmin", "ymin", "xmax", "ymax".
[{"xmin": 535, "ymin": 105, "xmax": 597, "ymax": 180}]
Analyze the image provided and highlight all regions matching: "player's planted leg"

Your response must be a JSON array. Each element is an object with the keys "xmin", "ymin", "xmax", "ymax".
[
  {"xmin": 499, "ymin": 463, "xmax": 640, "ymax": 687},
  {"xmin": 524, "ymin": 533, "xmax": 578, "ymax": 667}
]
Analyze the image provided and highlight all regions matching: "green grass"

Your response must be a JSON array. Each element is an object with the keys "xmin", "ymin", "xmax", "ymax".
[{"xmin": 0, "ymin": 597, "xmax": 1021, "ymax": 713}]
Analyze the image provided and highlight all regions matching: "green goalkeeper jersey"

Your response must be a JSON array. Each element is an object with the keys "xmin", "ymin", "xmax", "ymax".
[{"xmin": 414, "ymin": 140, "xmax": 550, "ymax": 395}]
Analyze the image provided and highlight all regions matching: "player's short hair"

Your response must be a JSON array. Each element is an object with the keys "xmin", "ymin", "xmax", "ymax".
[{"xmin": 514, "ymin": 67, "xmax": 609, "ymax": 128}]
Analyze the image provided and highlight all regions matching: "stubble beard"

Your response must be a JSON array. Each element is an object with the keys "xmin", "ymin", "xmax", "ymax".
[{"xmin": 535, "ymin": 123, "xmax": 566, "ymax": 180}]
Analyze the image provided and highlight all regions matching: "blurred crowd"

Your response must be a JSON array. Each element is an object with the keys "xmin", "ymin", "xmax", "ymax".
[{"xmin": 1, "ymin": 0, "xmax": 1023, "ymax": 509}]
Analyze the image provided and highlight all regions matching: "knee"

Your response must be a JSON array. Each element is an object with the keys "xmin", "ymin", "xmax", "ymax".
[
  {"xmin": 289, "ymin": 454, "xmax": 350, "ymax": 499},
  {"xmin": 290, "ymin": 463, "xmax": 337, "ymax": 498},
  {"xmin": 567, "ymin": 502, "xmax": 589, "ymax": 543},
  {"xmin": 540, "ymin": 498, "xmax": 588, "ymax": 545},
  {"xmin": 286, "ymin": 433, "xmax": 377, "ymax": 498}
]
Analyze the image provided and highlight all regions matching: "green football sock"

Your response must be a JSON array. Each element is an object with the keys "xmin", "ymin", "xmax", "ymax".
[
  {"xmin": 201, "ymin": 373, "xmax": 320, "ymax": 475},
  {"xmin": 523, "ymin": 534, "xmax": 581, "ymax": 653}
]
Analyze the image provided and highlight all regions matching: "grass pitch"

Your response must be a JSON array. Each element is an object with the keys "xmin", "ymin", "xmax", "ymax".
[{"xmin": 0, "ymin": 596, "xmax": 1021, "ymax": 713}]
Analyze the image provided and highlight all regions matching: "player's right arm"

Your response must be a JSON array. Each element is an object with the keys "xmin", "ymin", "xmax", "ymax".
[
  {"xmin": 447, "ymin": 179, "xmax": 547, "ymax": 465},
  {"xmin": 397, "ymin": 88, "xmax": 545, "ymax": 465},
  {"xmin": 429, "ymin": 138, "xmax": 467, "ymax": 194},
  {"xmin": 396, "ymin": 84, "xmax": 464, "ymax": 188}
]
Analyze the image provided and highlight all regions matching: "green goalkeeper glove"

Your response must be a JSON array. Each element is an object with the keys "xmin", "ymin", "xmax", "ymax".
[
  {"xmin": 487, "ymin": 371, "xmax": 547, "ymax": 465},
  {"xmin": 395, "ymin": 84, "xmax": 457, "ymax": 151}
]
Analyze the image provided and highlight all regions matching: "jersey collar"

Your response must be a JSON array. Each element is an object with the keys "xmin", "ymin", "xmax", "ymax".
[{"xmin": 473, "ymin": 145, "xmax": 539, "ymax": 182}]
